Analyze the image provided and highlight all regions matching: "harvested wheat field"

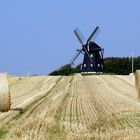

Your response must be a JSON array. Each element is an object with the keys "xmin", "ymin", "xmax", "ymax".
[{"xmin": 0, "ymin": 74, "xmax": 140, "ymax": 140}]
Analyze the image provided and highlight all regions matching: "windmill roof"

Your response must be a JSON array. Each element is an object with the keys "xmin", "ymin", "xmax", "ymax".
[{"xmin": 89, "ymin": 41, "xmax": 103, "ymax": 51}]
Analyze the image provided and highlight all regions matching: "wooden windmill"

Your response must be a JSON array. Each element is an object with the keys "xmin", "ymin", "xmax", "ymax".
[{"xmin": 70, "ymin": 26, "xmax": 104, "ymax": 73}]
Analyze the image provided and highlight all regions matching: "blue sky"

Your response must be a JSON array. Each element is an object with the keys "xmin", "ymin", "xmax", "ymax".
[{"xmin": 0, "ymin": 0, "xmax": 140, "ymax": 75}]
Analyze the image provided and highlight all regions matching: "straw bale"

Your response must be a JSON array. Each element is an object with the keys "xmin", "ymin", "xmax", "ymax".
[{"xmin": 0, "ymin": 73, "xmax": 11, "ymax": 112}]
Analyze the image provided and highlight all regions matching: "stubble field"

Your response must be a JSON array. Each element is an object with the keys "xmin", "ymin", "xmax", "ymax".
[{"xmin": 0, "ymin": 74, "xmax": 140, "ymax": 140}]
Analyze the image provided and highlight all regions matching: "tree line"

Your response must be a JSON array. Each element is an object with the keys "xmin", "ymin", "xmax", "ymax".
[{"xmin": 49, "ymin": 57, "xmax": 140, "ymax": 75}]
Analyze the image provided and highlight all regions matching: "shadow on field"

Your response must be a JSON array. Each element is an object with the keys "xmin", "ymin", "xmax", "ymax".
[{"xmin": 11, "ymin": 108, "xmax": 24, "ymax": 114}]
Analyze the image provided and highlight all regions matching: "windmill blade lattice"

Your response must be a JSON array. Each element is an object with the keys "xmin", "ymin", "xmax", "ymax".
[
  {"xmin": 74, "ymin": 27, "xmax": 85, "ymax": 45},
  {"xmin": 87, "ymin": 26, "xmax": 99, "ymax": 43}
]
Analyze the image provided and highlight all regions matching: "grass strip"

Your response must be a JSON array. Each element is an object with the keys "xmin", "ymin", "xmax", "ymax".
[{"xmin": 0, "ymin": 129, "xmax": 8, "ymax": 139}]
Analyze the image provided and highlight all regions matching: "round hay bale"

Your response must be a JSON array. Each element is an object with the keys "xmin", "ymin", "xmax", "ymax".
[
  {"xmin": 0, "ymin": 73, "xmax": 11, "ymax": 112},
  {"xmin": 135, "ymin": 70, "xmax": 140, "ymax": 99}
]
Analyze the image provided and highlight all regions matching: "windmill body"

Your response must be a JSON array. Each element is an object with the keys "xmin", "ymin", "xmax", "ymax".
[
  {"xmin": 81, "ymin": 42, "xmax": 104, "ymax": 73},
  {"xmin": 70, "ymin": 26, "xmax": 104, "ymax": 73}
]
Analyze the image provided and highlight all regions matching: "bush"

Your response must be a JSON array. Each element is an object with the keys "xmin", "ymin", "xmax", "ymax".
[{"xmin": 49, "ymin": 65, "xmax": 76, "ymax": 76}]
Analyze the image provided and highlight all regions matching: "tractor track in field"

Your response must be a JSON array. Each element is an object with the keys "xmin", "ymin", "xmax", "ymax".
[{"xmin": 21, "ymin": 77, "xmax": 64, "ymax": 118}]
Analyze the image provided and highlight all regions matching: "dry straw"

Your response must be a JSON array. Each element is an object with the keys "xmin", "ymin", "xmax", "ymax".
[
  {"xmin": 135, "ymin": 70, "xmax": 140, "ymax": 99},
  {"xmin": 0, "ymin": 73, "xmax": 11, "ymax": 112}
]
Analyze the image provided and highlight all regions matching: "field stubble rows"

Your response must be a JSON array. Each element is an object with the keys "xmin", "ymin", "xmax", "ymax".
[{"xmin": 0, "ymin": 74, "xmax": 140, "ymax": 140}]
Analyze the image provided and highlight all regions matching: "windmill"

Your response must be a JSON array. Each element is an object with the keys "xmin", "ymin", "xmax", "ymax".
[{"xmin": 70, "ymin": 26, "xmax": 105, "ymax": 73}]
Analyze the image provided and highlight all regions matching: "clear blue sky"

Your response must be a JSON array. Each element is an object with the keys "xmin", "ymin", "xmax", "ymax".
[{"xmin": 0, "ymin": 0, "xmax": 140, "ymax": 75}]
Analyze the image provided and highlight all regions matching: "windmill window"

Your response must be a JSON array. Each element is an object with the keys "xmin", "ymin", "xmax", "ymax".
[
  {"xmin": 90, "ymin": 54, "xmax": 93, "ymax": 57},
  {"xmin": 84, "ymin": 64, "xmax": 86, "ymax": 67},
  {"xmin": 90, "ymin": 64, "xmax": 93, "ymax": 67}
]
